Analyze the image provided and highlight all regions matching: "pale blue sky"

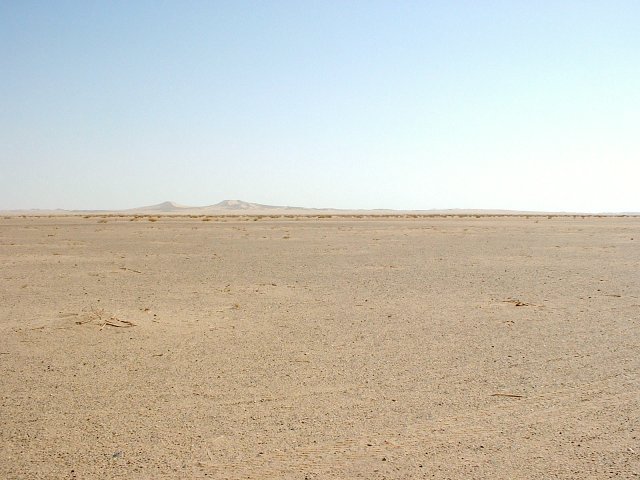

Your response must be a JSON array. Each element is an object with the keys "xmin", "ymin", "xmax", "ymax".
[{"xmin": 1, "ymin": 1, "xmax": 638, "ymax": 211}]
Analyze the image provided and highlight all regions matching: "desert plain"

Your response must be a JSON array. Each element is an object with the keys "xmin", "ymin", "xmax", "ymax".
[{"xmin": 0, "ymin": 214, "xmax": 638, "ymax": 479}]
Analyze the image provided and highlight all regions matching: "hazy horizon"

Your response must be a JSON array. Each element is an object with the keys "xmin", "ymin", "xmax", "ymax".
[
  {"xmin": 2, "ymin": 198, "xmax": 639, "ymax": 215},
  {"xmin": 2, "ymin": 2, "xmax": 639, "ymax": 212}
]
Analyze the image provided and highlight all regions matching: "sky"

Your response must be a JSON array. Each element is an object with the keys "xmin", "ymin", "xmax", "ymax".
[{"xmin": 1, "ymin": 1, "xmax": 639, "ymax": 212}]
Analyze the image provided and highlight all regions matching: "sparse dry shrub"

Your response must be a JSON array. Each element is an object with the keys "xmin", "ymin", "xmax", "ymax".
[{"xmin": 148, "ymin": 217, "xmax": 158, "ymax": 222}]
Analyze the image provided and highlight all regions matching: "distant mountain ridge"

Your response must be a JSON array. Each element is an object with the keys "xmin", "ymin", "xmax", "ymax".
[
  {"xmin": 127, "ymin": 199, "xmax": 299, "ymax": 213},
  {"xmin": 2, "ymin": 200, "xmax": 638, "ymax": 216},
  {"xmin": 128, "ymin": 201, "xmax": 190, "ymax": 212},
  {"xmin": 212, "ymin": 200, "xmax": 290, "ymax": 210}
]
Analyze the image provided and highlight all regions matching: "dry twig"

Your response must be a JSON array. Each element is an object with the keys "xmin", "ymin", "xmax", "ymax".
[{"xmin": 120, "ymin": 267, "xmax": 142, "ymax": 274}]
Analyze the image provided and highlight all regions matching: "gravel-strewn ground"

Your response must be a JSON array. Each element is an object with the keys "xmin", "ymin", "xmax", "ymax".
[{"xmin": 1, "ymin": 215, "xmax": 638, "ymax": 479}]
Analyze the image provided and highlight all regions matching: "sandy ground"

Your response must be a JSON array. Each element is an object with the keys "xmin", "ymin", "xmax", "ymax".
[{"xmin": 1, "ymin": 215, "xmax": 638, "ymax": 479}]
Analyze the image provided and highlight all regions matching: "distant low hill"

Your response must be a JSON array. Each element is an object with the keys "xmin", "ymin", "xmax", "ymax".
[
  {"xmin": 126, "ymin": 199, "xmax": 317, "ymax": 214},
  {"xmin": 1, "ymin": 200, "xmax": 638, "ymax": 216},
  {"xmin": 211, "ymin": 200, "xmax": 294, "ymax": 211},
  {"xmin": 126, "ymin": 201, "xmax": 191, "ymax": 212}
]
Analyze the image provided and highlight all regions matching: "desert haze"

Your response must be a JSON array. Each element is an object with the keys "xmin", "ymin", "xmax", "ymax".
[
  {"xmin": 1, "ymin": 214, "xmax": 638, "ymax": 479},
  {"xmin": 5, "ymin": 199, "xmax": 636, "ymax": 217}
]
